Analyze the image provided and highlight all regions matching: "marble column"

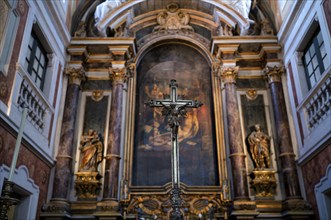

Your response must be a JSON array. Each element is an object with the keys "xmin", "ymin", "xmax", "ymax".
[
  {"xmin": 264, "ymin": 66, "xmax": 302, "ymax": 199},
  {"xmin": 221, "ymin": 66, "xmax": 249, "ymax": 200},
  {"xmin": 53, "ymin": 67, "xmax": 85, "ymax": 199},
  {"xmin": 103, "ymin": 67, "xmax": 127, "ymax": 199}
]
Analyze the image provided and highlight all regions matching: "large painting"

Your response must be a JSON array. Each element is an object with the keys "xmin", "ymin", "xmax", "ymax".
[{"xmin": 132, "ymin": 44, "xmax": 218, "ymax": 186}]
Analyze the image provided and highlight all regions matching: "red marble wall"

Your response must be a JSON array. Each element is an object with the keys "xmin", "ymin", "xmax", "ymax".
[
  {"xmin": 301, "ymin": 142, "xmax": 331, "ymax": 220},
  {"xmin": 324, "ymin": 0, "xmax": 331, "ymax": 34},
  {"xmin": 0, "ymin": 0, "xmax": 29, "ymax": 105},
  {"xmin": 0, "ymin": 123, "xmax": 52, "ymax": 219}
]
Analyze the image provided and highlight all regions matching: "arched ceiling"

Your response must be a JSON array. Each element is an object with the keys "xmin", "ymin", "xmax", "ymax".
[{"xmin": 71, "ymin": 0, "xmax": 277, "ymax": 39}]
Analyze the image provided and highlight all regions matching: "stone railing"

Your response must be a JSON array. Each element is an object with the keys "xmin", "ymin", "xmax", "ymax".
[
  {"xmin": 304, "ymin": 74, "xmax": 331, "ymax": 129},
  {"xmin": 17, "ymin": 80, "xmax": 48, "ymax": 131}
]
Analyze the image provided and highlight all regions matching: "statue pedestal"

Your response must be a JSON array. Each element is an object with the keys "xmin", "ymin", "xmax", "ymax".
[
  {"xmin": 250, "ymin": 169, "xmax": 276, "ymax": 200},
  {"xmin": 75, "ymin": 172, "xmax": 101, "ymax": 200}
]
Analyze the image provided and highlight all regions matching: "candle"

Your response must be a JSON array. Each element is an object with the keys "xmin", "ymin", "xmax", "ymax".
[{"xmin": 8, "ymin": 107, "xmax": 28, "ymax": 181}]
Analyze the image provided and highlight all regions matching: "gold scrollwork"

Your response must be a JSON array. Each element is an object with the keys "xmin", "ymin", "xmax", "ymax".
[
  {"xmin": 220, "ymin": 66, "xmax": 239, "ymax": 84},
  {"xmin": 91, "ymin": 90, "xmax": 104, "ymax": 102},
  {"xmin": 246, "ymin": 89, "xmax": 258, "ymax": 100},
  {"xmin": 153, "ymin": 3, "xmax": 194, "ymax": 32}
]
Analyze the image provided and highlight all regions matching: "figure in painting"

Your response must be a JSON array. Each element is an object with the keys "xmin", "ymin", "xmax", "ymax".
[
  {"xmin": 141, "ymin": 83, "xmax": 200, "ymax": 150},
  {"xmin": 247, "ymin": 124, "xmax": 271, "ymax": 169},
  {"xmin": 79, "ymin": 129, "xmax": 104, "ymax": 172}
]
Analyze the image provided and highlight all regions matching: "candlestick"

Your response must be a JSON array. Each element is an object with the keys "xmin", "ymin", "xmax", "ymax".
[{"xmin": 8, "ymin": 107, "xmax": 28, "ymax": 181}]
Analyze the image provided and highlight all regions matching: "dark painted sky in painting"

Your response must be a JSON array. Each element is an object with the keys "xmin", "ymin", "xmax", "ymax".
[{"xmin": 132, "ymin": 43, "xmax": 219, "ymax": 186}]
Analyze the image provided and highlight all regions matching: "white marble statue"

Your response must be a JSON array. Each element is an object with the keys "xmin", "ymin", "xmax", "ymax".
[
  {"xmin": 223, "ymin": 0, "xmax": 252, "ymax": 21},
  {"xmin": 94, "ymin": 0, "xmax": 122, "ymax": 25}
]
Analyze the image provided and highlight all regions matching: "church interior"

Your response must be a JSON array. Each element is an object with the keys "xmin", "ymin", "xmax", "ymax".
[{"xmin": 0, "ymin": 0, "xmax": 330, "ymax": 219}]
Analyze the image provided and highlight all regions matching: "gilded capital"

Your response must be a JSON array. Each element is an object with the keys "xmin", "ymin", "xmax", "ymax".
[
  {"xmin": 65, "ymin": 67, "xmax": 86, "ymax": 85},
  {"xmin": 220, "ymin": 66, "xmax": 239, "ymax": 84},
  {"xmin": 109, "ymin": 67, "xmax": 128, "ymax": 83},
  {"xmin": 264, "ymin": 66, "xmax": 284, "ymax": 84}
]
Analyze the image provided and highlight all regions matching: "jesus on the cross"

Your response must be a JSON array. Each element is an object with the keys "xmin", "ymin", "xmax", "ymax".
[{"xmin": 145, "ymin": 79, "xmax": 203, "ymax": 218}]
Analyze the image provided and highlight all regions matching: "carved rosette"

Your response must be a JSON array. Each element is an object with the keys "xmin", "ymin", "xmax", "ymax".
[
  {"xmin": 109, "ymin": 67, "xmax": 128, "ymax": 84},
  {"xmin": 250, "ymin": 170, "xmax": 277, "ymax": 199},
  {"xmin": 220, "ymin": 66, "xmax": 239, "ymax": 84},
  {"xmin": 264, "ymin": 66, "xmax": 284, "ymax": 84},
  {"xmin": 65, "ymin": 67, "xmax": 86, "ymax": 85},
  {"xmin": 75, "ymin": 172, "xmax": 101, "ymax": 200}
]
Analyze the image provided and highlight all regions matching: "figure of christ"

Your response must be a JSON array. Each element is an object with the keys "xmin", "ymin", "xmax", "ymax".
[{"xmin": 142, "ymin": 83, "xmax": 200, "ymax": 150}]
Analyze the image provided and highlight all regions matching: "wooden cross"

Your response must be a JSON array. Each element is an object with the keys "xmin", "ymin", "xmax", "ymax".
[{"xmin": 145, "ymin": 79, "xmax": 202, "ymax": 217}]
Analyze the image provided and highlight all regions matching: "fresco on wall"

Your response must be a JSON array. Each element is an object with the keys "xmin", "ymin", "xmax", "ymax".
[{"xmin": 132, "ymin": 44, "xmax": 219, "ymax": 186}]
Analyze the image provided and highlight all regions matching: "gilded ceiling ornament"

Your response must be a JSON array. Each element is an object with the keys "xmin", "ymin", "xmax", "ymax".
[
  {"xmin": 220, "ymin": 66, "xmax": 239, "ymax": 84},
  {"xmin": 65, "ymin": 66, "xmax": 86, "ymax": 85},
  {"xmin": 246, "ymin": 89, "xmax": 258, "ymax": 100},
  {"xmin": 153, "ymin": 3, "xmax": 194, "ymax": 32},
  {"xmin": 264, "ymin": 66, "xmax": 284, "ymax": 84},
  {"xmin": 91, "ymin": 90, "xmax": 104, "ymax": 102}
]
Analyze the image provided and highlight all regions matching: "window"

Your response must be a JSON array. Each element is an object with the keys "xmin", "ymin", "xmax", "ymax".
[
  {"xmin": 303, "ymin": 28, "xmax": 328, "ymax": 89},
  {"xmin": 24, "ymin": 32, "xmax": 48, "ymax": 90}
]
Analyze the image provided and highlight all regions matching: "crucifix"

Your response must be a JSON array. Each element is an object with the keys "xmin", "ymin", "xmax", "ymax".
[{"xmin": 145, "ymin": 79, "xmax": 203, "ymax": 218}]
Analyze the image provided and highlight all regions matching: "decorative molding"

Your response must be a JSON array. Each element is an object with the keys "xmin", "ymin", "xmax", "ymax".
[
  {"xmin": 91, "ymin": 90, "xmax": 104, "ymax": 102},
  {"xmin": 250, "ymin": 169, "xmax": 277, "ymax": 199},
  {"xmin": 153, "ymin": 3, "xmax": 194, "ymax": 32},
  {"xmin": 245, "ymin": 89, "xmax": 258, "ymax": 100}
]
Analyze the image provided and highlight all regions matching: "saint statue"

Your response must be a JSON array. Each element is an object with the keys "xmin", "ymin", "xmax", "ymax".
[
  {"xmin": 223, "ymin": 0, "xmax": 252, "ymax": 21},
  {"xmin": 94, "ymin": 0, "xmax": 122, "ymax": 26},
  {"xmin": 247, "ymin": 124, "xmax": 271, "ymax": 169},
  {"xmin": 79, "ymin": 129, "xmax": 104, "ymax": 172}
]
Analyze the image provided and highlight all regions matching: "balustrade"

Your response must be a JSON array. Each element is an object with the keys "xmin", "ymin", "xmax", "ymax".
[
  {"xmin": 304, "ymin": 74, "xmax": 331, "ymax": 129},
  {"xmin": 17, "ymin": 80, "xmax": 48, "ymax": 131}
]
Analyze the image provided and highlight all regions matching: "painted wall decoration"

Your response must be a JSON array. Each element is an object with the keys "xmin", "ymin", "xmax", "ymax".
[{"xmin": 132, "ymin": 44, "xmax": 218, "ymax": 186}]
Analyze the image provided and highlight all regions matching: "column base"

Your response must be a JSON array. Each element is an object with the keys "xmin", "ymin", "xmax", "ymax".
[
  {"xmin": 40, "ymin": 199, "xmax": 71, "ymax": 220},
  {"xmin": 281, "ymin": 199, "xmax": 313, "ymax": 219},
  {"xmin": 231, "ymin": 200, "xmax": 259, "ymax": 220}
]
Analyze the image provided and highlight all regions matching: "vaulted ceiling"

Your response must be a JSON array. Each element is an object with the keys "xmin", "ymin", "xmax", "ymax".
[{"xmin": 71, "ymin": 0, "xmax": 277, "ymax": 39}]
